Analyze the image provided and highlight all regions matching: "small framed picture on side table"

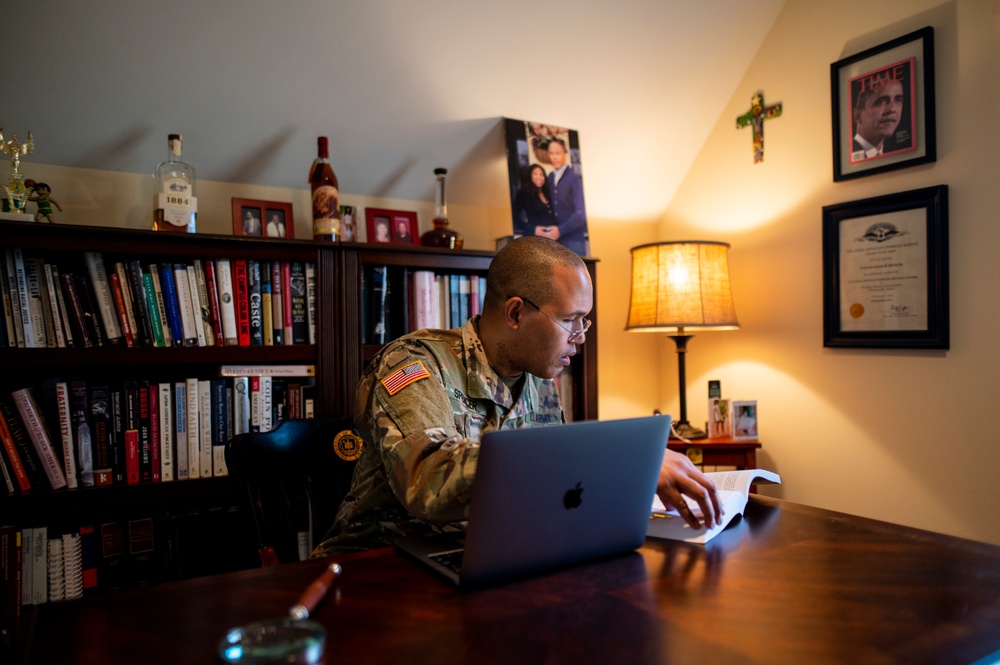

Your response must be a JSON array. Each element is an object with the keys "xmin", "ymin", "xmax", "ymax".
[{"xmin": 732, "ymin": 401, "xmax": 758, "ymax": 441}]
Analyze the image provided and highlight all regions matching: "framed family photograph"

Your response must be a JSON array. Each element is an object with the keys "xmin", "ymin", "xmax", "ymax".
[
  {"xmin": 708, "ymin": 398, "xmax": 733, "ymax": 439},
  {"xmin": 231, "ymin": 198, "xmax": 294, "ymax": 238},
  {"xmin": 732, "ymin": 401, "xmax": 758, "ymax": 441},
  {"xmin": 830, "ymin": 26, "xmax": 935, "ymax": 182},
  {"xmin": 365, "ymin": 208, "xmax": 418, "ymax": 245},
  {"xmin": 822, "ymin": 185, "xmax": 949, "ymax": 349}
]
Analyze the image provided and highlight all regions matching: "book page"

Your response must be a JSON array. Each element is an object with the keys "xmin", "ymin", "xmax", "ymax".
[{"xmin": 706, "ymin": 468, "xmax": 781, "ymax": 493}]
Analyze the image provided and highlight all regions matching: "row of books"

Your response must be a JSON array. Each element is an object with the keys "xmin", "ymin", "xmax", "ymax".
[
  {"xmin": 364, "ymin": 267, "xmax": 487, "ymax": 345},
  {"xmin": 1, "ymin": 248, "xmax": 317, "ymax": 349},
  {"xmin": 0, "ymin": 368, "xmax": 316, "ymax": 495},
  {"xmin": 2, "ymin": 508, "xmax": 254, "ymax": 647}
]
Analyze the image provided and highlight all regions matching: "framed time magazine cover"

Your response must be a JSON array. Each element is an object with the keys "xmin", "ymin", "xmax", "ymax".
[
  {"xmin": 831, "ymin": 26, "xmax": 936, "ymax": 181},
  {"xmin": 822, "ymin": 185, "xmax": 949, "ymax": 349}
]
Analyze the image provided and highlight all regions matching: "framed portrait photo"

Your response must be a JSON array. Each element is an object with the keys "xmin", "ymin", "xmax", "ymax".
[
  {"xmin": 366, "ymin": 208, "xmax": 418, "ymax": 245},
  {"xmin": 232, "ymin": 198, "xmax": 294, "ymax": 238},
  {"xmin": 831, "ymin": 26, "xmax": 935, "ymax": 182},
  {"xmin": 732, "ymin": 401, "xmax": 758, "ymax": 441},
  {"xmin": 822, "ymin": 185, "xmax": 949, "ymax": 349}
]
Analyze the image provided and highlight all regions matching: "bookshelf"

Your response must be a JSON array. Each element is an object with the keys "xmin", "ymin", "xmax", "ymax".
[{"xmin": 0, "ymin": 220, "xmax": 599, "ymax": 602}]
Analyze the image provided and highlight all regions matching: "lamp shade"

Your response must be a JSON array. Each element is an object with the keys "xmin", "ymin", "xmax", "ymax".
[{"xmin": 625, "ymin": 241, "xmax": 739, "ymax": 332}]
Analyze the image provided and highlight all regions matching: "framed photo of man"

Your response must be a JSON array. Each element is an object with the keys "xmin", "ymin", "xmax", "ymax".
[
  {"xmin": 232, "ymin": 198, "xmax": 294, "ymax": 238},
  {"xmin": 503, "ymin": 118, "xmax": 590, "ymax": 257},
  {"xmin": 831, "ymin": 26, "xmax": 935, "ymax": 182}
]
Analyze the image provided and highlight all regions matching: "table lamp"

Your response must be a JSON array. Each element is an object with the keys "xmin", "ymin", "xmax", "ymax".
[{"xmin": 625, "ymin": 241, "xmax": 739, "ymax": 439}]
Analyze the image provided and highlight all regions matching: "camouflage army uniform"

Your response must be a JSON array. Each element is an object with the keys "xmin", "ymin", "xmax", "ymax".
[{"xmin": 312, "ymin": 316, "xmax": 564, "ymax": 556}]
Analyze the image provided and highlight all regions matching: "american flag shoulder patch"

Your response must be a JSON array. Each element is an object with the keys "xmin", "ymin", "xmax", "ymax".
[{"xmin": 381, "ymin": 361, "xmax": 430, "ymax": 395}]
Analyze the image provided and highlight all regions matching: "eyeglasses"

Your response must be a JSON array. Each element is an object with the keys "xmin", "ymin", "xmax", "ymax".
[{"xmin": 520, "ymin": 297, "xmax": 591, "ymax": 343}]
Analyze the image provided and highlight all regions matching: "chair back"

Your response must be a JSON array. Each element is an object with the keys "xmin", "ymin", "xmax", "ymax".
[{"xmin": 225, "ymin": 418, "xmax": 361, "ymax": 565}]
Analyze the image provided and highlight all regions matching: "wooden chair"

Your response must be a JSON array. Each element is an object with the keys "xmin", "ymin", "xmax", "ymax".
[{"xmin": 224, "ymin": 418, "xmax": 361, "ymax": 566}]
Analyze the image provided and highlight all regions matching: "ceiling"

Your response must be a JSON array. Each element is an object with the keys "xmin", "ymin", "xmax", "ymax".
[{"xmin": 4, "ymin": 0, "xmax": 786, "ymax": 220}]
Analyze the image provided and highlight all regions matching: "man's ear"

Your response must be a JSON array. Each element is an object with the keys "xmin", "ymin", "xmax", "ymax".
[{"xmin": 503, "ymin": 297, "xmax": 526, "ymax": 330}]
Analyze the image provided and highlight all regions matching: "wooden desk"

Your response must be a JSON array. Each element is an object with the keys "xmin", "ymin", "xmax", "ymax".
[
  {"xmin": 18, "ymin": 497, "xmax": 1000, "ymax": 664},
  {"xmin": 668, "ymin": 436, "xmax": 761, "ymax": 469}
]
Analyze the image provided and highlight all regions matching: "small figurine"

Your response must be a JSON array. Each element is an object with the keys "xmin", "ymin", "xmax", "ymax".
[{"xmin": 27, "ymin": 181, "xmax": 62, "ymax": 223}]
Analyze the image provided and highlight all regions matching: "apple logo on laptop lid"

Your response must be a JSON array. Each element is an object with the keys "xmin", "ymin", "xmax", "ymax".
[{"xmin": 563, "ymin": 482, "xmax": 584, "ymax": 509}]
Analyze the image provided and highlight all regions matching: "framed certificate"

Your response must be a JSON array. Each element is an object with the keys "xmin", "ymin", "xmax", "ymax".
[{"xmin": 822, "ymin": 185, "xmax": 948, "ymax": 349}]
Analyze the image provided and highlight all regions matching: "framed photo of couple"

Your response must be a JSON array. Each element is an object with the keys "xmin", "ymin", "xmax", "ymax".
[{"xmin": 830, "ymin": 26, "xmax": 936, "ymax": 182}]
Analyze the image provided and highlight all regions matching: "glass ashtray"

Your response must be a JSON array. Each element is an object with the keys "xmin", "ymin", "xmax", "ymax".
[{"xmin": 218, "ymin": 617, "xmax": 326, "ymax": 664}]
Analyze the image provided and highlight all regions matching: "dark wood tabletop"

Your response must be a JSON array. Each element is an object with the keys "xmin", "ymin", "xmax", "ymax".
[{"xmin": 18, "ymin": 497, "xmax": 1000, "ymax": 664}]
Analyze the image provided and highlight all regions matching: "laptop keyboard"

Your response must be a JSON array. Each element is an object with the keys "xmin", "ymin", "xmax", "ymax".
[{"xmin": 429, "ymin": 549, "xmax": 465, "ymax": 574}]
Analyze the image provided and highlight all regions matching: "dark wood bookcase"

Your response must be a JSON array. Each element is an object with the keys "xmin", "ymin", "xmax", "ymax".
[{"xmin": 0, "ymin": 220, "xmax": 598, "ymax": 593}]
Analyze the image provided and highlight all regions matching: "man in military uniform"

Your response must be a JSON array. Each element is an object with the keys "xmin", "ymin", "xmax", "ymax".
[{"xmin": 313, "ymin": 237, "xmax": 720, "ymax": 556}]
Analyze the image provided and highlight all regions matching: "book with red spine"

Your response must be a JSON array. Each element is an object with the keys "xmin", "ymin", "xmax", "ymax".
[
  {"xmin": 202, "ymin": 259, "xmax": 225, "ymax": 347},
  {"xmin": 108, "ymin": 272, "xmax": 134, "ymax": 348},
  {"xmin": 122, "ymin": 381, "xmax": 140, "ymax": 485},
  {"xmin": 0, "ymin": 407, "xmax": 31, "ymax": 492},
  {"xmin": 234, "ymin": 259, "xmax": 251, "ymax": 347}
]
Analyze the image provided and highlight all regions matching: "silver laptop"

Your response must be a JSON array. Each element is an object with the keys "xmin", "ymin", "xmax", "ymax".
[{"xmin": 396, "ymin": 415, "xmax": 671, "ymax": 588}]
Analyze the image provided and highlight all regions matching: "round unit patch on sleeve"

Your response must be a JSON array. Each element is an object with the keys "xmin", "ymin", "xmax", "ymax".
[
  {"xmin": 333, "ymin": 429, "xmax": 364, "ymax": 461},
  {"xmin": 380, "ymin": 361, "xmax": 430, "ymax": 395}
]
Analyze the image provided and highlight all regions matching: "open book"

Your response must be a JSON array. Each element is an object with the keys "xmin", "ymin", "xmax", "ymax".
[{"xmin": 647, "ymin": 468, "xmax": 780, "ymax": 544}]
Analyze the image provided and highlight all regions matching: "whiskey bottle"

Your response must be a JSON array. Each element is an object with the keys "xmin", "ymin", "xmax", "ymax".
[
  {"xmin": 309, "ymin": 136, "xmax": 341, "ymax": 242},
  {"xmin": 420, "ymin": 167, "xmax": 463, "ymax": 249},
  {"xmin": 153, "ymin": 134, "xmax": 197, "ymax": 233}
]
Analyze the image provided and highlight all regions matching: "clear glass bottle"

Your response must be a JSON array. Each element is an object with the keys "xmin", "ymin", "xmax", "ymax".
[
  {"xmin": 153, "ymin": 134, "xmax": 197, "ymax": 233},
  {"xmin": 420, "ymin": 167, "xmax": 463, "ymax": 249},
  {"xmin": 309, "ymin": 136, "xmax": 340, "ymax": 242}
]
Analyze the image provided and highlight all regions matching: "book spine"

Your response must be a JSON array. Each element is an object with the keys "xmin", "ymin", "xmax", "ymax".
[
  {"xmin": 49, "ymin": 265, "xmax": 74, "ymax": 347},
  {"xmin": 79, "ymin": 525, "xmax": 98, "ymax": 596},
  {"xmin": 83, "ymin": 252, "xmax": 122, "ymax": 345},
  {"xmin": 202, "ymin": 259, "xmax": 225, "ymax": 347},
  {"xmin": 148, "ymin": 383, "xmax": 160, "ymax": 483},
  {"xmin": 247, "ymin": 260, "xmax": 263, "ymax": 346},
  {"xmin": 270, "ymin": 261, "xmax": 284, "ymax": 345},
  {"xmin": 109, "ymin": 385, "xmax": 126, "ymax": 484},
  {"xmin": 126, "ymin": 259, "xmax": 154, "ymax": 347},
  {"xmin": 11, "ymin": 389, "xmax": 67, "ymax": 490},
  {"xmin": 173, "ymin": 382, "xmax": 188, "ymax": 480},
  {"xmin": 69, "ymin": 379, "xmax": 95, "ymax": 487},
  {"xmin": 250, "ymin": 376, "xmax": 261, "ymax": 433},
  {"xmin": 59, "ymin": 273, "xmax": 92, "ymax": 348},
  {"xmin": 21, "ymin": 528, "xmax": 32, "ymax": 606},
  {"xmin": 260, "ymin": 261, "xmax": 273, "ymax": 346},
  {"xmin": 215, "ymin": 259, "xmax": 238, "ymax": 345},
  {"xmin": 109, "ymin": 272, "xmax": 135, "ymax": 348},
  {"xmin": 234, "ymin": 260, "xmax": 250, "ymax": 347},
  {"xmin": 157, "ymin": 262, "xmax": 185, "ymax": 346},
  {"xmin": 24, "ymin": 258, "xmax": 50, "ymax": 348},
  {"xmin": 74, "ymin": 274, "xmax": 106, "ymax": 346},
  {"xmin": 62, "ymin": 531, "xmax": 83, "ymax": 600},
  {"xmin": 1, "ymin": 251, "xmax": 24, "ymax": 348},
  {"xmin": 370, "ymin": 266, "xmax": 388, "ymax": 344},
  {"xmin": 192, "ymin": 260, "xmax": 215, "ymax": 347},
  {"xmin": 31, "ymin": 526, "xmax": 47, "ymax": 605},
  {"xmin": 12, "ymin": 249, "xmax": 36, "ymax": 348},
  {"xmin": 198, "ymin": 380, "xmax": 212, "ymax": 478},
  {"xmin": 185, "ymin": 378, "xmax": 200, "ymax": 479},
  {"xmin": 123, "ymin": 381, "xmax": 140, "ymax": 485},
  {"xmin": 0, "ymin": 526, "xmax": 20, "ymax": 646},
  {"xmin": 305, "ymin": 262, "xmax": 317, "ymax": 344},
  {"xmin": 231, "ymin": 376, "xmax": 250, "ymax": 436},
  {"xmin": 218, "ymin": 364, "xmax": 316, "ymax": 378},
  {"xmin": 289, "ymin": 262, "xmax": 308, "ymax": 345},
  {"xmin": 158, "ymin": 383, "xmax": 174, "ymax": 482},
  {"xmin": 55, "ymin": 382, "xmax": 79, "ymax": 490},
  {"xmin": 42, "ymin": 264, "xmax": 68, "ymax": 348},
  {"xmin": 173, "ymin": 264, "xmax": 198, "ymax": 347},
  {"xmin": 88, "ymin": 383, "xmax": 113, "ymax": 487},
  {"xmin": 281, "ymin": 262, "xmax": 293, "ymax": 344},
  {"xmin": 259, "ymin": 376, "xmax": 273, "ymax": 433},
  {"xmin": 0, "ymin": 408, "xmax": 31, "ymax": 491},
  {"xmin": 185, "ymin": 265, "xmax": 207, "ymax": 347},
  {"xmin": 147, "ymin": 264, "xmax": 172, "ymax": 347},
  {"xmin": 142, "ymin": 272, "xmax": 165, "ymax": 347},
  {"xmin": 210, "ymin": 379, "xmax": 228, "ymax": 477}
]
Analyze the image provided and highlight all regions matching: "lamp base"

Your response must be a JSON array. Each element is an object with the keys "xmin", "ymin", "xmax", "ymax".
[{"xmin": 670, "ymin": 421, "xmax": 708, "ymax": 441}]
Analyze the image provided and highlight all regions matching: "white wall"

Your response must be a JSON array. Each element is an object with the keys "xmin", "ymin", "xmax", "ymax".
[{"xmin": 660, "ymin": 0, "xmax": 1000, "ymax": 544}]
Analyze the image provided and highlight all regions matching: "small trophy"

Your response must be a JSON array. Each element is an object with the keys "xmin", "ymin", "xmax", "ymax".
[{"xmin": 1, "ymin": 129, "xmax": 35, "ymax": 213}]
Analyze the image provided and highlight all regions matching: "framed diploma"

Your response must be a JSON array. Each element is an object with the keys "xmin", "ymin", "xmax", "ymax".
[{"xmin": 822, "ymin": 185, "xmax": 948, "ymax": 349}]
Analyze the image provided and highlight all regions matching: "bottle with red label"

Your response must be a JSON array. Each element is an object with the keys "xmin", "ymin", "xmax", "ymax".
[{"xmin": 309, "ymin": 136, "xmax": 341, "ymax": 242}]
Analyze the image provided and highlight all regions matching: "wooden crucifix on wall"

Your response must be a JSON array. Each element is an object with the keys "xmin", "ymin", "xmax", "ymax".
[{"xmin": 736, "ymin": 91, "xmax": 783, "ymax": 163}]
